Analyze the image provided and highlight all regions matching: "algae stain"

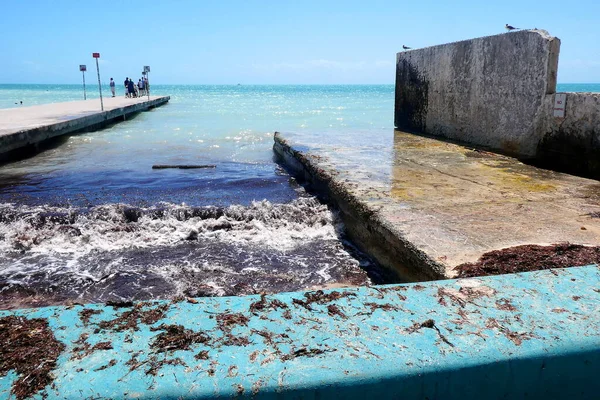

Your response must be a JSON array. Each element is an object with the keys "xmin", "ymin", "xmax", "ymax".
[
  {"xmin": 390, "ymin": 185, "xmax": 427, "ymax": 200},
  {"xmin": 496, "ymin": 171, "xmax": 556, "ymax": 193}
]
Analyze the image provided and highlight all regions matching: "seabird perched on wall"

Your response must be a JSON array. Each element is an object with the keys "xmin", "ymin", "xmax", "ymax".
[
  {"xmin": 402, "ymin": 45, "xmax": 411, "ymax": 50},
  {"xmin": 505, "ymin": 24, "xmax": 518, "ymax": 31}
]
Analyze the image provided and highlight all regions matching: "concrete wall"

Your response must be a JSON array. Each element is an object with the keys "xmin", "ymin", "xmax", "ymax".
[
  {"xmin": 395, "ymin": 30, "xmax": 560, "ymax": 157},
  {"xmin": 2, "ymin": 265, "xmax": 599, "ymax": 399},
  {"xmin": 537, "ymin": 92, "xmax": 600, "ymax": 177}
]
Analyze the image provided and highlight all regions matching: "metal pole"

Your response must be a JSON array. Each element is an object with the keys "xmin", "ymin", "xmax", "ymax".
[
  {"xmin": 95, "ymin": 58, "xmax": 104, "ymax": 111},
  {"xmin": 82, "ymin": 71, "xmax": 86, "ymax": 100}
]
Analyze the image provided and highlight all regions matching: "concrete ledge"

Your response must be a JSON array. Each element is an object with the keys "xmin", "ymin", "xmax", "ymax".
[
  {"xmin": 272, "ymin": 130, "xmax": 600, "ymax": 281},
  {"xmin": 1, "ymin": 265, "xmax": 598, "ymax": 399},
  {"xmin": 273, "ymin": 132, "xmax": 444, "ymax": 281},
  {"xmin": 0, "ymin": 96, "xmax": 170, "ymax": 159}
]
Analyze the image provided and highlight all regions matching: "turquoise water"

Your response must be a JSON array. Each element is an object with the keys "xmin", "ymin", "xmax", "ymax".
[
  {"xmin": 0, "ymin": 85, "xmax": 393, "ymax": 206},
  {"xmin": 1, "ymin": 82, "xmax": 597, "ymax": 109},
  {"xmin": 556, "ymin": 83, "xmax": 600, "ymax": 93},
  {"xmin": 0, "ymin": 84, "xmax": 395, "ymax": 308}
]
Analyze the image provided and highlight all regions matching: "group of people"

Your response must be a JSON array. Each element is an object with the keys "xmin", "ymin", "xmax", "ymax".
[{"xmin": 108, "ymin": 77, "xmax": 149, "ymax": 98}]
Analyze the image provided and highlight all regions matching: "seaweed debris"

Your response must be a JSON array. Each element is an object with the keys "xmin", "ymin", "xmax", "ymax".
[
  {"xmin": 146, "ymin": 356, "xmax": 187, "ymax": 376},
  {"xmin": 0, "ymin": 316, "xmax": 65, "ymax": 400},
  {"xmin": 281, "ymin": 348, "xmax": 330, "ymax": 361},
  {"xmin": 94, "ymin": 359, "xmax": 118, "ymax": 372},
  {"xmin": 222, "ymin": 334, "xmax": 251, "ymax": 346},
  {"xmin": 106, "ymin": 300, "xmax": 135, "ymax": 308},
  {"xmin": 327, "ymin": 304, "xmax": 347, "ymax": 319},
  {"xmin": 216, "ymin": 313, "xmax": 250, "ymax": 332},
  {"xmin": 78, "ymin": 308, "xmax": 102, "ymax": 325},
  {"xmin": 485, "ymin": 318, "xmax": 533, "ymax": 346},
  {"xmin": 455, "ymin": 243, "xmax": 600, "ymax": 278},
  {"xmin": 496, "ymin": 299, "xmax": 517, "ymax": 311},
  {"xmin": 150, "ymin": 324, "xmax": 210, "ymax": 353},
  {"xmin": 292, "ymin": 290, "xmax": 356, "ymax": 310},
  {"xmin": 364, "ymin": 302, "xmax": 400, "ymax": 313},
  {"xmin": 71, "ymin": 333, "xmax": 113, "ymax": 360},
  {"xmin": 98, "ymin": 303, "xmax": 169, "ymax": 332},
  {"xmin": 249, "ymin": 294, "xmax": 288, "ymax": 313},
  {"xmin": 407, "ymin": 319, "xmax": 454, "ymax": 347}
]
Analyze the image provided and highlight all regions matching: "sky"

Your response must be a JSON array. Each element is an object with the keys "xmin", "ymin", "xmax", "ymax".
[{"xmin": 0, "ymin": 0, "xmax": 599, "ymax": 84}]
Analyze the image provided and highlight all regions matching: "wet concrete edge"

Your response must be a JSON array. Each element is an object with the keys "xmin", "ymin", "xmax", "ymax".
[
  {"xmin": 0, "ymin": 96, "xmax": 170, "ymax": 160},
  {"xmin": 273, "ymin": 132, "xmax": 445, "ymax": 282}
]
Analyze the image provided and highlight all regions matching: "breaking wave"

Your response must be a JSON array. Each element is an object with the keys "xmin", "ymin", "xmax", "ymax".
[
  {"xmin": 0, "ymin": 197, "xmax": 337, "ymax": 255},
  {"xmin": 0, "ymin": 198, "xmax": 382, "ymax": 309}
]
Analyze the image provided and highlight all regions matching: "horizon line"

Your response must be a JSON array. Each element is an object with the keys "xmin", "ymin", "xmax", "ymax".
[{"xmin": 1, "ymin": 82, "xmax": 599, "ymax": 86}]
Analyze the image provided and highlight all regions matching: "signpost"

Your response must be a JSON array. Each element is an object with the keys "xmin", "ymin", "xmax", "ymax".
[
  {"xmin": 79, "ymin": 65, "xmax": 87, "ymax": 100},
  {"xmin": 144, "ymin": 66, "xmax": 150, "ymax": 100},
  {"xmin": 93, "ymin": 53, "xmax": 104, "ymax": 111}
]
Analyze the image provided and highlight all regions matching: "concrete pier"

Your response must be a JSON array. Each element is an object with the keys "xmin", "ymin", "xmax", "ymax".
[
  {"xmin": 274, "ymin": 130, "xmax": 600, "ymax": 281},
  {"xmin": 1, "ymin": 265, "xmax": 598, "ymax": 399},
  {"xmin": 0, "ymin": 96, "xmax": 170, "ymax": 159}
]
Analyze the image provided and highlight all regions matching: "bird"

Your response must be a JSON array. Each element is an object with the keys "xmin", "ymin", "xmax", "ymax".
[
  {"xmin": 402, "ymin": 45, "xmax": 411, "ymax": 50},
  {"xmin": 505, "ymin": 24, "xmax": 518, "ymax": 31}
]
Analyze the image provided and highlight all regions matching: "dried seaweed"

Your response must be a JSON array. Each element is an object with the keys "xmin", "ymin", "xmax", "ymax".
[
  {"xmin": 150, "ymin": 324, "xmax": 209, "ymax": 353},
  {"xmin": 98, "ymin": 303, "xmax": 169, "ymax": 332},
  {"xmin": 215, "ymin": 313, "xmax": 250, "ymax": 332},
  {"xmin": 0, "ymin": 316, "xmax": 65, "ymax": 400},
  {"xmin": 78, "ymin": 308, "xmax": 102, "ymax": 325},
  {"xmin": 249, "ymin": 294, "xmax": 289, "ymax": 313},
  {"xmin": 456, "ymin": 243, "xmax": 600, "ymax": 278}
]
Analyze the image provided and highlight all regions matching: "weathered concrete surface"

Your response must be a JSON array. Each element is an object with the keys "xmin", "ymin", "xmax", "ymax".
[
  {"xmin": 0, "ymin": 96, "xmax": 170, "ymax": 158},
  {"xmin": 395, "ymin": 30, "xmax": 560, "ymax": 157},
  {"xmin": 537, "ymin": 92, "xmax": 600, "ymax": 177},
  {"xmin": 1, "ymin": 265, "xmax": 598, "ymax": 399},
  {"xmin": 274, "ymin": 130, "xmax": 600, "ymax": 280}
]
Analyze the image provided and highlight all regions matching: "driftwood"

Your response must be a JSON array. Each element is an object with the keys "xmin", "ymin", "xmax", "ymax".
[{"xmin": 152, "ymin": 165, "xmax": 217, "ymax": 170}]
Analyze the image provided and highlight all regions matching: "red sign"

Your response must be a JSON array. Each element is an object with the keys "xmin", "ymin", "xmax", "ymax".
[{"xmin": 92, "ymin": 53, "xmax": 100, "ymax": 58}]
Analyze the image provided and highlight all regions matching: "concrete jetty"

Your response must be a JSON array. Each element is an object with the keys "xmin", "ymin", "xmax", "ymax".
[
  {"xmin": 274, "ymin": 130, "xmax": 600, "ymax": 281},
  {"xmin": 0, "ymin": 96, "xmax": 170, "ymax": 159}
]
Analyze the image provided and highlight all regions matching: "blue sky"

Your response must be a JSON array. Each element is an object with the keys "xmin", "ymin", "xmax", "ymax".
[{"xmin": 1, "ymin": 0, "xmax": 598, "ymax": 84}]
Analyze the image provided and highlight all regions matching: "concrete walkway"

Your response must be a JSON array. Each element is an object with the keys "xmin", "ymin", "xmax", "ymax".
[
  {"xmin": 0, "ymin": 96, "xmax": 169, "ymax": 157},
  {"xmin": 274, "ymin": 130, "xmax": 600, "ymax": 280}
]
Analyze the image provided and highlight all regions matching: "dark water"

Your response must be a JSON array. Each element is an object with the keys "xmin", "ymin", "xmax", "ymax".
[{"xmin": 0, "ymin": 85, "xmax": 397, "ymax": 308}]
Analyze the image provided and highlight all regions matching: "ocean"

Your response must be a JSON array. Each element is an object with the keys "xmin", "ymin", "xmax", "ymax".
[
  {"xmin": 0, "ymin": 83, "xmax": 597, "ymax": 309},
  {"xmin": 0, "ymin": 84, "xmax": 396, "ymax": 308}
]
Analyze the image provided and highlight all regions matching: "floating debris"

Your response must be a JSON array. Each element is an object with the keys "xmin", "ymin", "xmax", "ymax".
[{"xmin": 152, "ymin": 164, "xmax": 217, "ymax": 169}]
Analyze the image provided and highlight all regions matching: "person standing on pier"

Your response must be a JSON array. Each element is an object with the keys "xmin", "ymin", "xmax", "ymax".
[
  {"xmin": 110, "ymin": 78, "xmax": 116, "ymax": 97},
  {"xmin": 127, "ymin": 78, "xmax": 136, "ymax": 98},
  {"xmin": 124, "ymin": 77, "xmax": 130, "ymax": 98}
]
